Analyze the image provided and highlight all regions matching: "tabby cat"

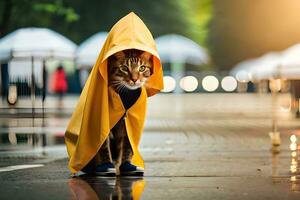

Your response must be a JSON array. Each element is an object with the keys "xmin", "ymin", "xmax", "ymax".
[{"xmin": 96, "ymin": 49, "xmax": 153, "ymax": 174}]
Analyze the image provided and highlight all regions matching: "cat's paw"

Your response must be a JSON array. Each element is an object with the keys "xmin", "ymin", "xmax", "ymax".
[
  {"xmin": 95, "ymin": 162, "xmax": 116, "ymax": 176},
  {"xmin": 119, "ymin": 162, "xmax": 144, "ymax": 176}
]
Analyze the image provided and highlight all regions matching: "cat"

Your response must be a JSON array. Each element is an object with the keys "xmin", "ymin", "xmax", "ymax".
[{"xmin": 97, "ymin": 49, "xmax": 153, "ymax": 172}]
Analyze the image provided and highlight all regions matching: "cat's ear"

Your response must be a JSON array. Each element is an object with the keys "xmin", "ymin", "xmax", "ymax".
[
  {"xmin": 140, "ymin": 51, "xmax": 152, "ymax": 61},
  {"xmin": 114, "ymin": 51, "xmax": 125, "ymax": 60}
]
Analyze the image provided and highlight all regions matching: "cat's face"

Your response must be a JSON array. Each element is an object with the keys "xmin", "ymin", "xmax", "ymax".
[{"xmin": 108, "ymin": 49, "xmax": 153, "ymax": 90}]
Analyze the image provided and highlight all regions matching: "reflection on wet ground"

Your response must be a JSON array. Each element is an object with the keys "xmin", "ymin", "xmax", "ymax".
[
  {"xmin": 271, "ymin": 133, "xmax": 300, "ymax": 192},
  {"xmin": 69, "ymin": 176, "xmax": 145, "ymax": 200},
  {"xmin": 1, "ymin": 94, "xmax": 300, "ymax": 199},
  {"xmin": 289, "ymin": 134, "xmax": 300, "ymax": 191}
]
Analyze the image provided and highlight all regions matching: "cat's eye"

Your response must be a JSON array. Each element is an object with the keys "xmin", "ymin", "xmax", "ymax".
[
  {"xmin": 139, "ymin": 65, "xmax": 146, "ymax": 72},
  {"xmin": 120, "ymin": 65, "xmax": 128, "ymax": 72}
]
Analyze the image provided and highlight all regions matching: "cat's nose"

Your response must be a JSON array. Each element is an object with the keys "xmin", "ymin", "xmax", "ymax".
[{"xmin": 131, "ymin": 78, "xmax": 138, "ymax": 83}]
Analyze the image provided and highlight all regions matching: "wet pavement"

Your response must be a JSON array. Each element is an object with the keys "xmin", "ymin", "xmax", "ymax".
[{"xmin": 0, "ymin": 93, "xmax": 300, "ymax": 199}]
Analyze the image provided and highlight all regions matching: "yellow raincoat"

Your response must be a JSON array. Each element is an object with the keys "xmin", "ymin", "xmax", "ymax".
[
  {"xmin": 65, "ymin": 12, "xmax": 163, "ymax": 174},
  {"xmin": 68, "ymin": 178, "xmax": 145, "ymax": 200}
]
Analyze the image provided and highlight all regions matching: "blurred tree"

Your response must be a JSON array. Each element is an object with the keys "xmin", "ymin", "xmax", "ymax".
[
  {"xmin": 207, "ymin": 0, "xmax": 300, "ymax": 70},
  {"xmin": 0, "ymin": 0, "xmax": 197, "ymax": 44},
  {"xmin": 61, "ymin": 0, "xmax": 192, "ymax": 43},
  {"xmin": 0, "ymin": 0, "xmax": 214, "ymax": 68},
  {"xmin": 33, "ymin": 0, "xmax": 79, "ymax": 23},
  {"xmin": 185, "ymin": 0, "xmax": 212, "ymax": 46},
  {"xmin": 0, "ymin": 0, "xmax": 78, "ymax": 37}
]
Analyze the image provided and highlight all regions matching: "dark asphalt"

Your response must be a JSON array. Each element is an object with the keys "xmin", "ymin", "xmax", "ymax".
[
  {"xmin": 0, "ymin": 158, "xmax": 300, "ymax": 200},
  {"xmin": 0, "ymin": 94, "xmax": 300, "ymax": 199}
]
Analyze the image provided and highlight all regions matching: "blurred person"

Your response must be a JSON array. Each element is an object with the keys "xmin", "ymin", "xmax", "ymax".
[
  {"xmin": 52, "ymin": 65, "xmax": 68, "ymax": 101},
  {"xmin": 0, "ymin": 63, "xmax": 9, "ymax": 101},
  {"xmin": 65, "ymin": 12, "xmax": 163, "ymax": 177}
]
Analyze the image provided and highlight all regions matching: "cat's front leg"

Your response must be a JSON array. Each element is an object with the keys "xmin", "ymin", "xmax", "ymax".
[
  {"xmin": 121, "ymin": 134, "xmax": 133, "ymax": 163},
  {"xmin": 98, "ymin": 138, "xmax": 113, "ymax": 163}
]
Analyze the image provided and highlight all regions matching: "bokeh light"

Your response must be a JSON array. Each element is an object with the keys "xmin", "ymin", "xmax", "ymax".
[
  {"xmin": 179, "ymin": 76, "xmax": 198, "ymax": 92},
  {"xmin": 202, "ymin": 75, "xmax": 219, "ymax": 92},
  {"xmin": 291, "ymin": 176, "xmax": 297, "ymax": 182},
  {"xmin": 290, "ymin": 143, "xmax": 297, "ymax": 151},
  {"xmin": 221, "ymin": 76, "xmax": 237, "ymax": 92},
  {"xmin": 291, "ymin": 151, "xmax": 297, "ymax": 157},
  {"xmin": 290, "ymin": 135, "xmax": 297, "ymax": 143},
  {"xmin": 269, "ymin": 79, "xmax": 281, "ymax": 92},
  {"xmin": 162, "ymin": 76, "xmax": 176, "ymax": 93}
]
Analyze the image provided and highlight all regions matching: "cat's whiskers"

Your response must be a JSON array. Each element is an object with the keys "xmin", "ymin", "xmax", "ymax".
[
  {"xmin": 109, "ymin": 80, "xmax": 124, "ymax": 90},
  {"xmin": 116, "ymin": 83, "xmax": 127, "ymax": 93},
  {"xmin": 108, "ymin": 49, "xmax": 153, "ymax": 92}
]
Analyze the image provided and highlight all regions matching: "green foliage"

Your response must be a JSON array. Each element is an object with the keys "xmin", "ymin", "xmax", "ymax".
[
  {"xmin": 33, "ymin": 0, "xmax": 79, "ymax": 22},
  {"xmin": 61, "ymin": 0, "xmax": 193, "ymax": 43},
  {"xmin": 0, "ymin": 0, "xmax": 212, "ymax": 43},
  {"xmin": 0, "ymin": 0, "xmax": 80, "ymax": 36},
  {"xmin": 0, "ymin": 0, "xmax": 213, "ymax": 69},
  {"xmin": 185, "ymin": 0, "xmax": 212, "ymax": 47}
]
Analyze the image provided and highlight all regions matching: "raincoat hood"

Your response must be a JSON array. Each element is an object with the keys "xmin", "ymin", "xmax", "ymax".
[{"xmin": 65, "ymin": 12, "xmax": 163, "ymax": 173}]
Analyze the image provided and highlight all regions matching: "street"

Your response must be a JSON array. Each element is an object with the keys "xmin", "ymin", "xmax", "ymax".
[{"xmin": 0, "ymin": 93, "xmax": 299, "ymax": 199}]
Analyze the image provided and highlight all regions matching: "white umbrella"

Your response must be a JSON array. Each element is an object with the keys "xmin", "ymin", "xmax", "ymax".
[
  {"xmin": 155, "ymin": 34, "xmax": 209, "ymax": 93},
  {"xmin": 278, "ymin": 44, "xmax": 300, "ymax": 79},
  {"xmin": 231, "ymin": 52, "xmax": 296, "ymax": 81},
  {"xmin": 0, "ymin": 27, "xmax": 77, "ymax": 112},
  {"xmin": 76, "ymin": 32, "xmax": 108, "ymax": 68},
  {"xmin": 0, "ymin": 27, "xmax": 77, "ymax": 88},
  {"xmin": 232, "ymin": 43, "xmax": 300, "ymax": 81},
  {"xmin": 155, "ymin": 34, "xmax": 209, "ymax": 65},
  {"xmin": 0, "ymin": 27, "xmax": 77, "ymax": 61},
  {"xmin": 281, "ymin": 44, "xmax": 300, "ymax": 66},
  {"xmin": 249, "ymin": 52, "xmax": 281, "ymax": 80},
  {"xmin": 230, "ymin": 58, "xmax": 261, "ymax": 82}
]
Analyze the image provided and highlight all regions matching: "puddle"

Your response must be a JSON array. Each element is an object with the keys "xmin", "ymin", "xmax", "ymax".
[
  {"xmin": 289, "ymin": 134, "xmax": 300, "ymax": 192},
  {"xmin": 68, "ymin": 176, "xmax": 145, "ymax": 200}
]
